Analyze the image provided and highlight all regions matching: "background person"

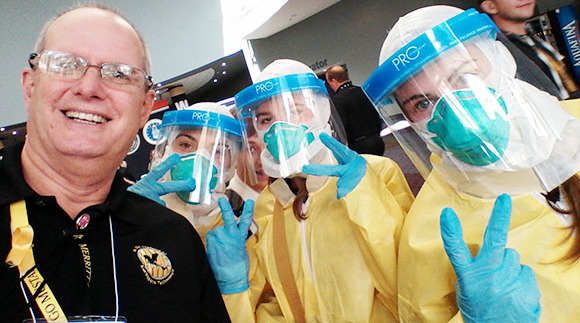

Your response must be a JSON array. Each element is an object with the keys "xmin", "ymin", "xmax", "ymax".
[
  {"xmin": 0, "ymin": 5, "xmax": 229, "ymax": 322},
  {"xmin": 225, "ymin": 119, "xmax": 269, "ymax": 218},
  {"xmin": 364, "ymin": 5, "xmax": 580, "ymax": 322},
  {"xmin": 208, "ymin": 59, "xmax": 414, "ymax": 322},
  {"xmin": 480, "ymin": 0, "xmax": 580, "ymax": 99},
  {"xmin": 325, "ymin": 64, "xmax": 385, "ymax": 155}
]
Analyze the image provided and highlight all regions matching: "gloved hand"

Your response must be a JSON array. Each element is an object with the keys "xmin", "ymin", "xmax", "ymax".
[
  {"xmin": 302, "ymin": 132, "xmax": 367, "ymax": 199},
  {"xmin": 440, "ymin": 193, "xmax": 541, "ymax": 323},
  {"xmin": 127, "ymin": 154, "xmax": 196, "ymax": 206},
  {"xmin": 206, "ymin": 197, "xmax": 254, "ymax": 294}
]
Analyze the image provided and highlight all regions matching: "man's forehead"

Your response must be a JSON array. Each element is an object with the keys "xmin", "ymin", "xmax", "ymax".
[
  {"xmin": 50, "ymin": 8, "xmax": 123, "ymax": 32},
  {"xmin": 44, "ymin": 8, "xmax": 142, "ymax": 58}
]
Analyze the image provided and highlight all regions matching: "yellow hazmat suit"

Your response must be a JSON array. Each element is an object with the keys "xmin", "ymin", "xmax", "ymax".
[
  {"xmin": 224, "ymin": 155, "xmax": 414, "ymax": 322},
  {"xmin": 163, "ymin": 193, "xmax": 223, "ymax": 242},
  {"xmin": 560, "ymin": 98, "xmax": 580, "ymax": 120},
  {"xmin": 397, "ymin": 169, "xmax": 580, "ymax": 323},
  {"xmin": 359, "ymin": 3, "xmax": 580, "ymax": 321},
  {"xmin": 398, "ymin": 98, "xmax": 580, "ymax": 323}
]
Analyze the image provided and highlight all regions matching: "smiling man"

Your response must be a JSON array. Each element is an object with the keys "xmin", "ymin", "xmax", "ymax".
[{"xmin": 0, "ymin": 4, "xmax": 230, "ymax": 323}]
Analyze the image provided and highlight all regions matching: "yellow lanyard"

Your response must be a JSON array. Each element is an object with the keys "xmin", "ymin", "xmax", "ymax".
[{"xmin": 6, "ymin": 200, "xmax": 68, "ymax": 322}]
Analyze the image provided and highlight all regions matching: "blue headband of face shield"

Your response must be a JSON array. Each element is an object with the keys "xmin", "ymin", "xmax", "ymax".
[
  {"xmin": 234, "ymin": 73, "xmax": 328, "ymax": 118},
  {"xmin": 362, "ymin": 8, "xmax": 498, "ymax": 106},
  {"xmin": 160, "ymin": 109, "xmax": 243, "ymax": 137}
]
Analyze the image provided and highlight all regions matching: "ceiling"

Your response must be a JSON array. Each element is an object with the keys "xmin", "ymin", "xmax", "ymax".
[
  {"xmin": 244, "ymin": 0, "xmax": 342, "ymax": 39},
  {"xmin": 152, "ymin": 50, "xmax": 252, "ymax": 106}
]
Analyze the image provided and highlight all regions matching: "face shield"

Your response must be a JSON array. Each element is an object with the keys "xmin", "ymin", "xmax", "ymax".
[
  {"xmin": 151, "ymin": 108, "xmax": 243, "ymax": 206},
  {"xmin": 235, "ymin": 72, "xmax": 345, "ymax": 178},
  {"xmin": 235, "ymin": 119, "xmax": 268, "ymax": 190},
  {"xmin": 363, "ymin": 8, "xmax": 580, "ymax": 197}
]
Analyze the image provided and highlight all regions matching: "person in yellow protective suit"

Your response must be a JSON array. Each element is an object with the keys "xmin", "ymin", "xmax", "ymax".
[
  {"xmin": 363, "ymin": 5, "xmax": 580, "ymax": 323},
  {"xmin": 128, "ymin": 101, "xmax": 255, "ymax": 242},
  {"xmin": 210, "ymin": 59, "xmax": 414, "ymax": 322}
]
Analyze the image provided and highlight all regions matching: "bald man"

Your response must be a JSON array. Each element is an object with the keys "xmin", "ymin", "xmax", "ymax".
[
  {"xmin": 0, "ymin": 4, "xmax": 230, "ymax": 322},
  {"xmin": 325, "ymin": 65, "xmax": 384, "ymax": 155}
]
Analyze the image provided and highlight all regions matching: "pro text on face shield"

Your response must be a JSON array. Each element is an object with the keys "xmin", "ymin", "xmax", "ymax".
[
  {"xmin": 392, "ymin": 46, "xmax": 420, "ymax": 71},
  {"xmin": 256, "ymin": 81, "xmax": 274, "ymax": 94}
]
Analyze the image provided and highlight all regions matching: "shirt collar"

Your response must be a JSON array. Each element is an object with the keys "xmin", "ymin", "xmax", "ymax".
[
  {"xmin": 227, "ymin": 173, "xmax": 260, "ymax": 201},
  {"xmin": 504, "ymin": 31, "xmax": 535, "ymax": 46},
  {"xmin": 88, "ymin": 170, "xmax": 137, "ymax": 225},
  {"xmin": 336, "ymin": 81, "xmax": 353, "ymax": 93},
  {"xmin": 0, "ymin": 142, "xmax": 138, "ymax": 225}
]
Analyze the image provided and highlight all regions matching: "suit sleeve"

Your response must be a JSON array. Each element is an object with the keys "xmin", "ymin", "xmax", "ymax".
[{"xmin": 339, "ymin": 156, "xmax": 411, "ymax": 319}]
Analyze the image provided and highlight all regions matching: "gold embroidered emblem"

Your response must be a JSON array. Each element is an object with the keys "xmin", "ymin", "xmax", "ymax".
[{"xmin": 133, "ymin": 246, "xmax": 174, "ymax": 285}]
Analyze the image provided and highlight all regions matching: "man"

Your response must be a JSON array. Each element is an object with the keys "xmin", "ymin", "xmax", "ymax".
[
  {"xmin": 325, "ymin": 65, "xmax": 385, "ymax": 155},
  {"xmin": 0, "ymin": 5, "xmax": 230, "ymax": 323},
  {"xmin": 480, "ymin": 0, "xmax": 579, "ymax": 99}
]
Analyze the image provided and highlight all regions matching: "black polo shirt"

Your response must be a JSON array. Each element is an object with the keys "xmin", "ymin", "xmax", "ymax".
[{"xmin": 0, "ymin": 143, "xmax": 230, "ymax": 323}]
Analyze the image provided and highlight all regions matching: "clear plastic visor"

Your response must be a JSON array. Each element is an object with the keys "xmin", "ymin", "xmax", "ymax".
[
  {"xmin": 252, "ymin": 90, "xmax": 324, "ymax": 131},
  {"xmin": 151, "ymin": 125, "xmax": 241, "ymax": 205},
  {"xmin": 370, "ymin": 39, "xmax": 578, "ymax": 197},
  {"xmin": 237, "ymin": 87, "xmax": 346, "ymax": 178}
]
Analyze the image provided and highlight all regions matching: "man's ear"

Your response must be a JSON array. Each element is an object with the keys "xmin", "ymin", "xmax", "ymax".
[
  {"xmin": 480, "ymin": 0, "xmax": 497, "ymax": 15},
  {"xmin": 22, "ymin": 68, "xmax": 35, "ymax": 111},
  {"xmin": 139, "ymin": 89, "xmax": 155, "ymax": 127}
]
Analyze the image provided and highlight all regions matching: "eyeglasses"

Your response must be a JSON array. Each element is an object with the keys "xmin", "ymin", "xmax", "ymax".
[{"xmin": 28, "ymin": 50, "xmax": 153, "ymax": 89}]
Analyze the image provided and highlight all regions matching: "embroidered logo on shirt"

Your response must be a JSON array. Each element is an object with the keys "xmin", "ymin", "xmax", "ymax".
[{"xmin": 133, "ymin": 246, "xmax": 174, "ymax": 285}]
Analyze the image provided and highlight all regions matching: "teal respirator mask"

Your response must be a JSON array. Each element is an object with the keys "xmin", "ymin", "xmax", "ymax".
[
  {"xmin": 150, "ymin": 107, "xmax": 243, "ymax": 206},
  {"xmin": 423, "ymin": 87, "xmax": 510, "ymax": 166},
  {"xmin": 262, "ymin": 122, "xmax": 316, "ymax": 161},
  {"xmin": 170, "ymin": 153, "xmax": 219, "ymax": 204}
]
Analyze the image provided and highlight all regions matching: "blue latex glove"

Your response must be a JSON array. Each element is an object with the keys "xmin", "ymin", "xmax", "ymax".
[
  {"xmin": 302, "ymin": 132, "xmax": 367, "ymax": 199},
  {"xmin": 206, "ymin": 197, "xmax": 254, "ymax": 294},
  {"xmin": 440, "ymin": 194, "xmax": 541, "ymax": 323},
  {"xmin": 127, "ymin": 154, "xmax": 196, "ymax": 206}
]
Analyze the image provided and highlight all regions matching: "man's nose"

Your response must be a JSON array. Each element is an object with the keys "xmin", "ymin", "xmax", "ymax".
[{"xmin": 71, "ymin": 66, "xmax": 106, "ymax": 99}]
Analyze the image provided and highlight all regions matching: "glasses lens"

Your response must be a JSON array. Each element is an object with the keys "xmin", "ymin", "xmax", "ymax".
[
  {"xmin": 101, "ymin": 63, "xmax": 144, "ymax": 87},
  {"xmin": 33, "ymin": 51, "xmax": 149, "ymax": 88},
  {"xmin": 38, "ymin": 51, "xmax": 86, "ymax": 78}
]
